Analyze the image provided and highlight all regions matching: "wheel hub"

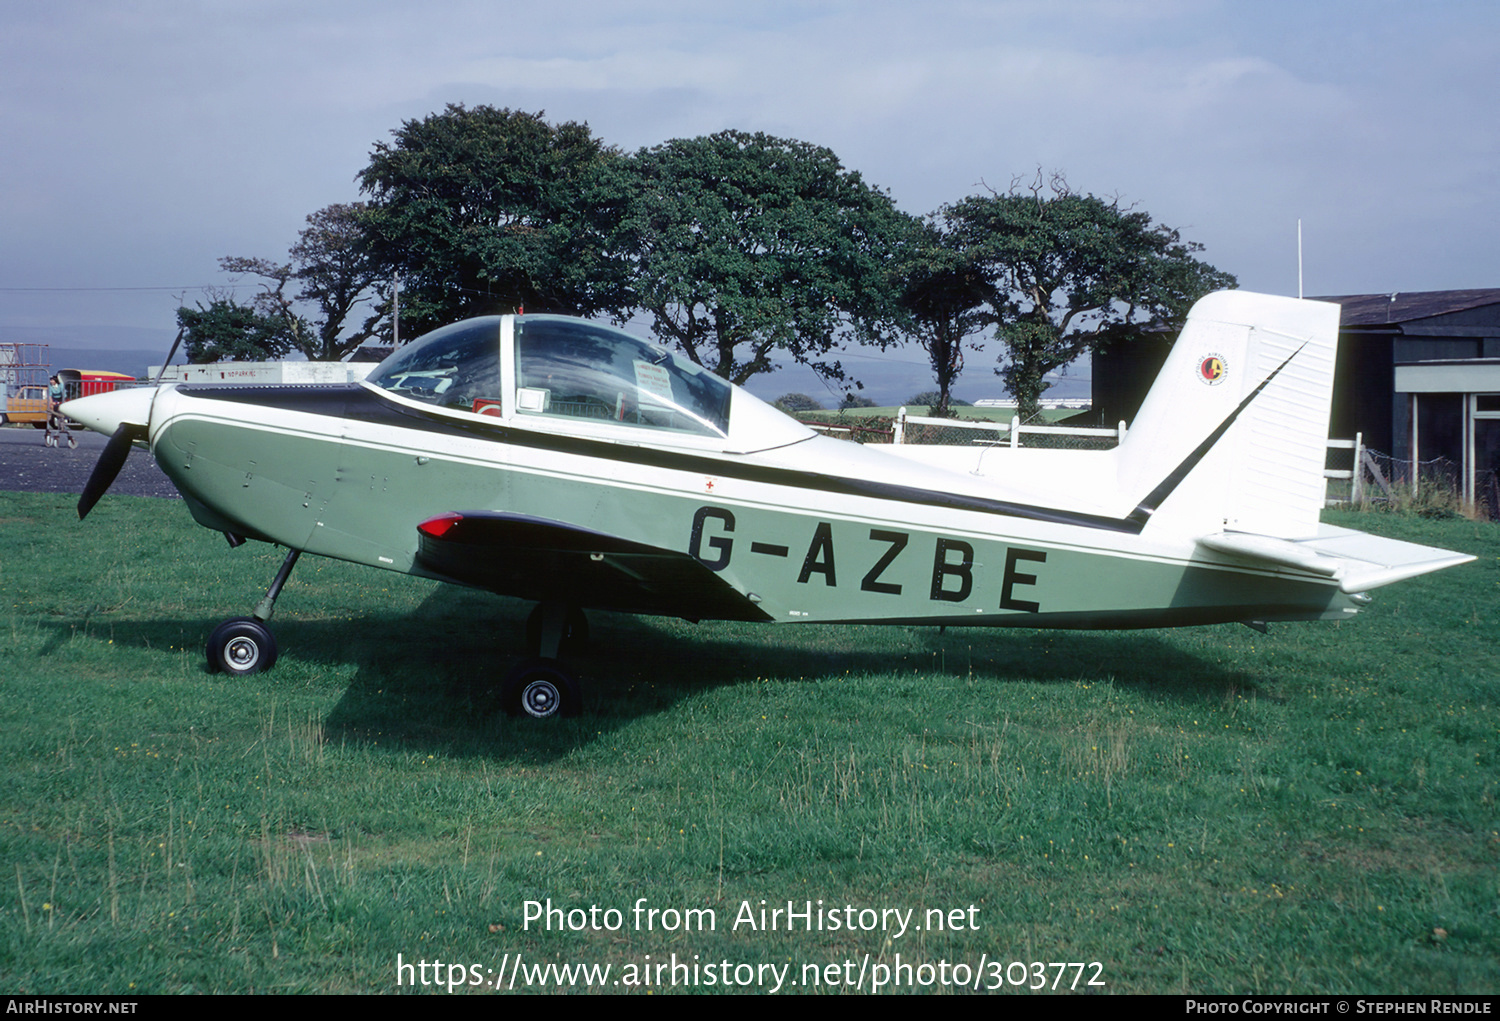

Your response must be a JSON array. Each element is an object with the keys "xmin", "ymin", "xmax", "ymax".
[
  {"xmin": 225, "ymin": 637, "xmax": 260, "ymax": 670},
  {"xmin": 520, "ymin": 679, "xmax": 560, "ymax": 717}
]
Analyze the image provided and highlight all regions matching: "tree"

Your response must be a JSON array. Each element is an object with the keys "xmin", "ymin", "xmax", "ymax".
[
  {"xmin": 357, "ymin": 104, "xmax": 629, "ymax": 332},
  {"xmin": 177, "ymin": 298, "xmax": 299, "ymax": 363},
  {"xmin": 774, "ymin": 393, "xmax": 825, "ymax": 413},
  {"xmin": 945, "ymin": 173, "xmax": 1237, "ymax": 420},
  {"xmin": 216, "ymin": 256, "xmax": 313, "ymax": 355},
  {"xmin": 615, "ymin": 130, "xmax": 911, "ymax": 386},
  {"xmin": 906, "ymin": 391, "xmax": 971, "ymax": 409},
  {"xmin": 290, "ymin": 202, "xmax": 384, "ymax": 360},
  {"xmin": 218, "ymin": 203, "xmax": 385, "ymax": 362},
  {"xmin": 897, "ymin": 218, "xmax": 995, "ymax": 417}
]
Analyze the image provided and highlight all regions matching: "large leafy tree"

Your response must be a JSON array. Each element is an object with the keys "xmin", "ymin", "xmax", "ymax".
[
  {"xmin": 945, "ymin": 173, "xmax": 1237, "ymax": 420},
  {"xmin": 615, "ymin": 130, "xmax": 911, "ymax": 387},
  {"xmin": 898, "ymin": 218, "xmax": 996, "ymax": 417},
  {"xmin": 357, "ymin": 104, "xmax": 629, "ymax": 332}
]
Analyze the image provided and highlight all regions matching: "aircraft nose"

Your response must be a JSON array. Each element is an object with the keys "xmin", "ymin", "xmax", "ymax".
[{"xmin": 62, "ymin": 385, "xmax": 157, "ymax": 436}]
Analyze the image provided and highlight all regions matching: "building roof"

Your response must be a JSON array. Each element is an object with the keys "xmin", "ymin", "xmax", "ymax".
[{"xmin": 1309, "ymin": 289, "xmax": 1500, "ymax": 327}]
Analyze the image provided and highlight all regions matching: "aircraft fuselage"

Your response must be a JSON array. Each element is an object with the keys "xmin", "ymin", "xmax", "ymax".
[{"xmin": 145, "ymin": 381, "xmax": 1362, "ymax": 631}]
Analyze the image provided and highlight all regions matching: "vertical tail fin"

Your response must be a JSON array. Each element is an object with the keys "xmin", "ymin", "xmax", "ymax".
[{"xmin": 1115, "ymin": 291, "xmax": 1341, "ymax": 539}]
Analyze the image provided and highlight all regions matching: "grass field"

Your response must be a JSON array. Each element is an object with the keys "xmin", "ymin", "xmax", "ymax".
[{"xmin": 1, "ymin": 490, "xmax": 1495, "ymax": 994}]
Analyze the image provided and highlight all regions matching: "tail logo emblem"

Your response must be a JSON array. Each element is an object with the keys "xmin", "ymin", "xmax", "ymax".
[{"xmin": 1198, "ymin": 354, "xmax": 1228, "ymax": 385}]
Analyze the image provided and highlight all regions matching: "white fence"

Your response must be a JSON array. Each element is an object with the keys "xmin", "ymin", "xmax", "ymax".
[
  {"xmin": 893, "ymin": 408, "xmax": 1127, "ymax": 449},
  {"xmin": 892, "ymin": 410, "xmax": 1376, "ymax": 511},
  {"xmin": 1323, "ymin": 432, "xmax": 1368, "ymax": 506}
]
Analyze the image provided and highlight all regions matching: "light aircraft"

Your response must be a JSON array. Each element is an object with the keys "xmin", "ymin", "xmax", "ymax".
[{"xmin": 63, "ymin": 291, "xmax": 1473, "ymax": 718}]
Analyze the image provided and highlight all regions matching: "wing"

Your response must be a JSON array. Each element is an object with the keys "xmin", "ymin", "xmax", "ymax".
[{"xmin": 414, "ymin": 511, "xmax": 771, "ymax": 622}]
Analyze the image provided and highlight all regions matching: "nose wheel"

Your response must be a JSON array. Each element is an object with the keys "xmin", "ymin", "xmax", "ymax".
[
  {"xmin": 207, "ymin": 617, "xmax": 279, "ymax": 675},
  {"xmin": 206, "ymin": 547, "xmax": 299, "ymax": 676}
]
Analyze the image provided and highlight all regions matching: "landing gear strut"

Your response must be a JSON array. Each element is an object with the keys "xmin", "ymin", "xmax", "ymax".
[
  {"xmin": 504, "ymin": 600, "xmax": 585, "ymax": 718},
  {"xmin": 525, "ymin": 601, "xmax": 588, "ymax": 657},
  {"xmin": 207, "ymin": 548, "xmax": 300, "ymax": 676}
]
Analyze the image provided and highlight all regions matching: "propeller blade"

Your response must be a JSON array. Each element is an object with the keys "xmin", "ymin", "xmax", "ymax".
[
  {"xmin": 153, "ymin": 327, "xmax": 185, "ymax": 385},
  {"xmin": 78, "ymin": 422, "xmax": 147, "ymax": 520}
]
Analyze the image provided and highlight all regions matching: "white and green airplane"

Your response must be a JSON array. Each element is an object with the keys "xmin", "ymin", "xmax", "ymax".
[{"xmin": 63, "ymin": 290, "xmax": 1472, "ymax": 717}]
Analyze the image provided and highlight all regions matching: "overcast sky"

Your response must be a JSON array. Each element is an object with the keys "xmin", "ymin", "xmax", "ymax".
[{"xmin": 3, "ymin": 0, "xmax": 1496, "ymax": 381}]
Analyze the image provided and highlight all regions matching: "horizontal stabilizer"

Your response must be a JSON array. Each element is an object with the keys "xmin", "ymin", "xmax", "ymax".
[
  {"xmin": 1197, "ymin": 532, "xmax": 1342, "ymax": 576},
  {"xmin": 1197, "ymin": 525, "xmax": 1474, "ymax": 593}
]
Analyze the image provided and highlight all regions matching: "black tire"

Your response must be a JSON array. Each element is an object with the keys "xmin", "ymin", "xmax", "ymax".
[
  {"xmin": 501, "ymin": 657, "xmax": 581, "ymax": 719},
  {"xmin": 207, "ymin": 617, "xmax": 278, "ymax": 676},
  {"xmin": 524, "ymin": 604, "xmax": 588, "ymax": 656}
]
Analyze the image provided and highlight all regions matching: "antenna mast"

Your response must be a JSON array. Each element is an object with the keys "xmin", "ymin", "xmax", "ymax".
[{"xmin": 1297, "ymin": 219, "xmax": 1304, "ymax": 299}]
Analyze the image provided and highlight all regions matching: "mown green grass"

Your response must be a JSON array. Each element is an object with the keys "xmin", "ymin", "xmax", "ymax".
[{"xmin": 1, "ymin": 491, "xmax": 1496, "ymax": 994}]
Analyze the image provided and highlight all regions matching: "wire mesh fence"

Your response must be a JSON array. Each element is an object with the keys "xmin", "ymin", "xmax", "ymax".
[
  {"xmin": 1328, "ymin": 447, "xmax": 1496, "ymax": 520},
  {"xmin": 799, "ymin": 417, "xmax": 897, "ymax": 444}
]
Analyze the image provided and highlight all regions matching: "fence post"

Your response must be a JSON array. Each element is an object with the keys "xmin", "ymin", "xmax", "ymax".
[
  {"xmin": 893, "ymin": 407, "xmax": 906, "ymax": 445},
  {"xmin": 1352, "ymin": 431, "xmax": 1363, "ymax": 504},
  {"xmin": 1010, "ymin": 414, "xmax": 1020, "ymax": 449}
]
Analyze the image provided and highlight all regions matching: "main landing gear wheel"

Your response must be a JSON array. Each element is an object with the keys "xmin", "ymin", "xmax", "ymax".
[
  {"xmin": 501, "ymin": 657, "xmax": 582, "ymax": 719},
  {"xmin": 207, "ymin": 617, "xmax": 279, "ymax": 676}
]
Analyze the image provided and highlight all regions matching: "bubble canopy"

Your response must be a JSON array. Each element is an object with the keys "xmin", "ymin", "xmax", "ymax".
[{"xmin": 363, "ymin": 314, "xmax": 811, "ymax": 451}]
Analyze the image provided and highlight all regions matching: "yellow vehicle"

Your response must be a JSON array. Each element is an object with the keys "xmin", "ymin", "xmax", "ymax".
[{"xmin": 1, "ymin": 384, "xmax": 50, "ymax": 427}]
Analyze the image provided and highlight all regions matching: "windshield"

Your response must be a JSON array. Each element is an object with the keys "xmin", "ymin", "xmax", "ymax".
[
  {"xmin": 365, "ymin": 317, "xmax": 503, "ymax": 415},
  {"xmin": 515, "ymin": 316, "xmax": 731, "ymax": 437}
]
